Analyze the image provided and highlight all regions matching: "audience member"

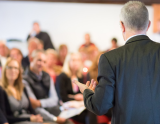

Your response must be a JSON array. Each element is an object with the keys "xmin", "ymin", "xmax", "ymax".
[
  {"xmin": 0, "ymin": 40, "xmax": 7, "ymax": 57},
  {"xmin": 79, "ymin": 34, "xmax": 99, "ymax": 62},
  {"xmin": 45, "ymin": 49, "xmax": 62, "ymax": 83},
  {"xmin": 57, "ymin": 44, "xmax": 68, "ymax": 66},
  {"xmin": 0, "ymin": 40, "xmax": 7, "ymax": 66},
  {"xmin": 0, "ymin": 109, "xmax": 8, "ymax": 124},
  {"xmin": 27, "ymin": 22, "xmax": 55, "ymax": 50},
  {"xmin": 56, "ymin": 52, "xmax": 98, "ymax": 124},
  {"xmin": 23, "ymin": 50, "xmax": 72, "ymax": 124},
  {"xmin": 10, "ymin": 48, "xmax": 24, "ymax": 73},
  {"xmin": 0, "ymin": 58, "xmax": 43, "ymax": 124},
  {"xmin": 106, "ymin": 38, "xmax": 119, "ymax": 52},
  {"xmin": 0, "ymin": 87, "xmax": 8, "ymax": 124},
  {"xmin": 0, "ymin": 40, "xmax": 7, "ymax": 78},
  {"xmin": 150, "ymin": 19, "xmax": 160, "ymax": 43},
  {"xmin": 5, "ymin": 46, "xmax": 10, "ymax": 58},
  {"xmin": 22, "ymin": 37, "xmax": 42, "ymax": 71},
  {"xmin": 38, "ymin": 40, "xmax": 44, "ymax": 50}
]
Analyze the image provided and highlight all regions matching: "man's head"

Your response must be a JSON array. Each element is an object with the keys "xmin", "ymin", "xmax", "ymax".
[
  {"xmin": 85, "ymin": 33, "xmax": 91, "ymax": 45},
  {"xmin": 111, "ymin": 38, "xmax": 118, "ymax": 47},
  {"xmin": 30, "ymin": 49, "xmax": 46, "ymax": 74},
  {"xmin": 33, "ymin": 22, "xmax": 40, "ymax": 34},
  {"xmin": 28, "ymin": 37, "xmax": 42, "ymax": 56},
  {"xmin": 0, "ymin": 40, "xmax": 6, "ymax": 57},
  {"xmin": 120, "ymin": 1, "xmax": 150, "ymax": 40}
]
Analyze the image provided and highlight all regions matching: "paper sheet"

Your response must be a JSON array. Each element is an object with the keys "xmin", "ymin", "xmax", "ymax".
[{"xmin": 59, "ymin": 106, "xmax": 86, "ymax": 119}]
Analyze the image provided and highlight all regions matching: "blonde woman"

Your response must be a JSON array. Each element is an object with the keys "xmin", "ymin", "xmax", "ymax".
[
  {"xmin": 9, "ymin": 48, "xmax": 24, "ymax": 73},
  {"xmin": 56, "ymin": 52, "xmax": 97, "ymax": 124},
  {"xmin": 45, "ymin": 49, "xmax": 62, "ymax": 83},
  {"xmin": 57, "ymin": 44, "xmax": 68, "ymax": 66},
  {"xmin": 0, "ymin": 58, "xmax": 43, "ymax": 124}
]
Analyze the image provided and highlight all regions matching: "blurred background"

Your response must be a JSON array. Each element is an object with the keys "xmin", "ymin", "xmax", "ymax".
[{"xmin": 1, "ymin": 0, "xmax": 159, "ymax": 55}]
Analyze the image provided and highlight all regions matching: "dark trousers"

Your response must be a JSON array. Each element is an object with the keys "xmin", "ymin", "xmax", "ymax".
[{"xmin": 72, "ymin": 110, "xmax": 98, "ymax": 124}]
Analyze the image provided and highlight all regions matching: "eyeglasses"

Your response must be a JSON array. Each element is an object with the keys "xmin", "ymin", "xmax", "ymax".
[{"xmin": 6, "ymin": 66, "xmax": 19, "ymax": 70}]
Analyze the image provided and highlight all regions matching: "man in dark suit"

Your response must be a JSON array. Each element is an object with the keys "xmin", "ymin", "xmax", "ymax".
[
  {"xmin": 73, "ymin": 1, "xmax": 160, "ymax": 124},
  {"xmin": 27, "ymin": 22, "xmax": 55, "ymax": 50}
]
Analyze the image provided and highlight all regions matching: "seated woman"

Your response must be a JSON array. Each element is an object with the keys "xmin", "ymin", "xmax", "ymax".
[
  {"xmin": 9, "ymin": 48, "xmax": 24, "ymax": 73},
  {"xmin": 57, "ymin": 44, "xmax": 68, "ymax": 66},
  {"xmin": 0, "ymin": 58, "xmax": 43, "ymax": 124},
  {"xmin": 56, "ymin": 52, "xmax": 98, "ymax": 124},
  {"xmin": 45, "ymin": 49, "xmax": 62, "ymax": 83}
]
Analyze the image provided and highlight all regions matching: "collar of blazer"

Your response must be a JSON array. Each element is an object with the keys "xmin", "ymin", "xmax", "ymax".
[{"xmin": 125, "ymin": 35, "xmax": 150, "ymax": 45}]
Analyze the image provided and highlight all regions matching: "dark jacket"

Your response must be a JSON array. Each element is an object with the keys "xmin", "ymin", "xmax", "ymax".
[
  {"xmin": 0, "ymin": 86, "xmax": 36, "ymax": 124},
  {"xmin": 27, "ymin": 31, "xmax": 55, "ymax": 50},
  {"xmin": 83, "ymin": 35, "xmax": 160, "ymax": 124},
  {"xmin": 56, "ymin": 72, "xmax": 84, "ymax": 102},
  {"xmin": 22, "ymin": 55, "xmax": 30, "ymax": 71},
  {"xmin": 0, "ymin": 87, "xmax": 8, "ymax": 124},
  {"xmin": 23, "ymin": 69, "xmax": 50, "ymax": 99}
]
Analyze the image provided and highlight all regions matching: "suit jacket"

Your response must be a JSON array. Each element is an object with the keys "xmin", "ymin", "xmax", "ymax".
[
  {"xmin": 27, "ymin": 31, "xmax": 55, "ymax": 50},
  {"xmin": 83, "ymin": 35, "xmax": 160, "ymax": 124}
]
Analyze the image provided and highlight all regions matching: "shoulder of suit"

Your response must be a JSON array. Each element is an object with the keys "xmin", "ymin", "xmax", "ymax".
[{"xmin": 103, "ymin": 45, "xmax": 125, "ymax": 58}]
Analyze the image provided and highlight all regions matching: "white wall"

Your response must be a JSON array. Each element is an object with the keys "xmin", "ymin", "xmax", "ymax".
[{"xmin": 0, "ymin": 1, "xmax": 153, "ymax": 53}]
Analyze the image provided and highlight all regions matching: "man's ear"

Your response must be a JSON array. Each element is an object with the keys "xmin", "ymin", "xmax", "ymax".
[
  {"xmin": 146, "ymin": 20, "xmax": 151, "ymax": 32},
  {"xmin": 120, "ymin": 21, "xmax": 125, "ymax": 33}
]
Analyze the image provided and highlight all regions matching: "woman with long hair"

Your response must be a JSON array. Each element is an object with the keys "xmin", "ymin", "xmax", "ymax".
[
  {"xmin": 0, "ymin": 58, "xmax": 43, "ymax": 124},
  {"xmin": 87, "ymin": 52, "xmax": 104, "ymax": 84},
  {"xmin": 9, "ymin": 48, "xmax": 24, "ymax": 73},
  {"xmin": 57, "ymin": 44, "xmax": 68, "ymax": 66},
  {"xmin": 45, "ymin": 49, "xmax": 62, "ymax": 83},
  {"xmin": 56, "ymin": 52, "xmax": 98, "ymax": 124}
]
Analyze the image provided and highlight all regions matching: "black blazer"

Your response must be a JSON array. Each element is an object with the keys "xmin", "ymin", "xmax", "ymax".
[
  {"xmin": 27, "ymin": 31, "xmax": 55, "ymax": 50},
  {"xmin": 22, "ymin": 55, "xmax": 30, "ymax": 71},
  {"xmin": 56, "ymin": 72, "xmax": 84, "ymax": 102},
  {"xmin": 83, "ymin": 35, "xmax": 160, "ymax": 124},
  {"xmin": 0, "ymin": 87, "xmax": 8, "ymax": 124},
  {"xmin": 0, "ymin": 86, "xmax": 36, "ymax": 124}
]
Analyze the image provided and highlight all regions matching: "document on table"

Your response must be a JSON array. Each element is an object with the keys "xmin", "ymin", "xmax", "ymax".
[{"xmin": 59, "ymin": 106, "xmax": 86, "ymax": 119}]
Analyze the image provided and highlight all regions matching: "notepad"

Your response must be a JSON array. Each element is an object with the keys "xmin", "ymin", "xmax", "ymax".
[{"xmin": 59, "ymin": 106, "xmax": 86, "ymax": 119}]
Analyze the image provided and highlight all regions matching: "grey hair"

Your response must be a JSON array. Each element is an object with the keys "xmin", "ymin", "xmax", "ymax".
[
  {"xmin": 31, "ymin": 49, "xmax": 46, "ymax": 59},
  {"xmin": 27, "ymin": 37, "xmax": 41, "ymax": 46},
  {"xmin": 120, "ymin": 1, "xmax": 149, "ymax": 31}
]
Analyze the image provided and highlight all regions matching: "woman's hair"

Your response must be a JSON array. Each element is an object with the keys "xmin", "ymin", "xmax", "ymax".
[
  {"xmin": 45, "ymin": 49, "xmax": 62, "ymax": 75},
  {"xmin": 62, "ymin": 53, "xmax": 83, "ymax": 78},
  {"xmin": 0, "ymin": 58, "xmax": 23, "ymax": 100},
  {"xmin": 89, "ymin": 52, "xmax": 104, "ymax": 84},
  {"xmin": 10, "ymin": 48, "xmax": 23, "ymax": 57},
  {"xmin": 46, "ymin": 48, "xmax": 58, "ymax": 57},
  {"xmin": 58, "ymin": 44, "xmax": 68, "ymax": 52}
]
